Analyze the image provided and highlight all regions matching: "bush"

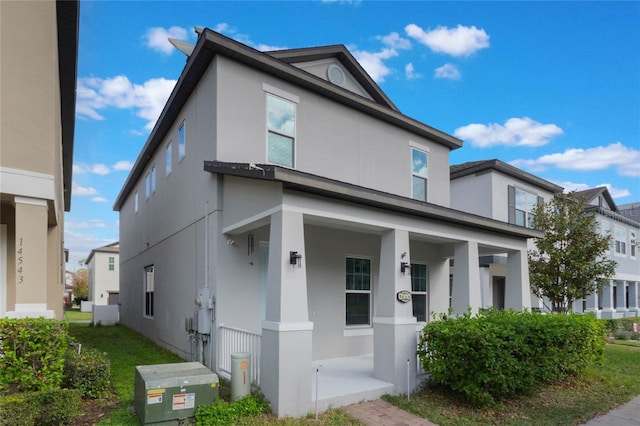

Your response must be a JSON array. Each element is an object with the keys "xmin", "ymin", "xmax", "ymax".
[
  {"xmin": 0, "ymin": 318, "xmax": 70, "ymax": 393},
  {"xmin": 418, "ymin": 309, "xmax": 606, "ymax": 405},
  {"xmin": 63, "ymin": 347, "xmax": 112, "ymax": 398},
  {"xmin": 603, "ymin": 317, "xmax": 640, "ymax": 340},
  {"xmin": 195, "ymin": 395, "xmax": 270, "ymax": 425},
  {"xmin": 0, "ymin": 388, "xmax": 82, "ymax": 426}
]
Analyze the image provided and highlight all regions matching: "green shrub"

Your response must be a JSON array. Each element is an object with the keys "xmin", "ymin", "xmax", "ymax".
[
  {"xmin": 195, "ymin": 395, "xmax": 270, "ymax": 425},
  {"xmin": 418, "ymin": 309, "xmax": 606, "ymax": 405},
  {"xmin": 63, "ymin": 347, "xmax": 112, "ymax": 398},
  {"xmin": 603, "ymin": 317, "xmax": 640, "ymax": 339},
  {"xmin": 0, "ymin": 318, "xmax": 70, "ymax": 393},
  {"xmin": 0, "ymin": 388, "xmax": 82, "ymax": 426},
  {"xmin": 0, "ymin": 393, "xmax": 38, "ymax": 425}
]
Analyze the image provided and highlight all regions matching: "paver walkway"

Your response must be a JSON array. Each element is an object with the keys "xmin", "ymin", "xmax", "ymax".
[{"xmin": 344, "ymin": 399, "xmax": 437, "ymax": 426}]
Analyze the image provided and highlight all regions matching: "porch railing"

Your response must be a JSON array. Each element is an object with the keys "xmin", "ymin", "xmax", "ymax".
[{"xmin": 218, "ymin": 324, "xmax": 261, "ymax": 385}]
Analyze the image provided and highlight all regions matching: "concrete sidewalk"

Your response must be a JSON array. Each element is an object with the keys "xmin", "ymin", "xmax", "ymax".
[{"xmin": 345, "ymin": 395, "xmax": 640, "ymax": 426}]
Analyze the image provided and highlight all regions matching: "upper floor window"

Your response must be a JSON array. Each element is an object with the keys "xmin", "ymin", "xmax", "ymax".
[
  {"xmin": 614, "ymin": 225, "xmax": 627, "ymax": 256},
  {"xmin": 166, "ymin": 141, "xmax": 172, "ymax": 176},
  {"xmin": 151, "ymin": 164, "xmax": 156, "ymax": 194},
  {"xmin": 108, "ymin": 256, "xmax": 115, "ymax": 271},
  {"xmin": 345, "ymin": 257, "xmax": 371, "ymax": 326},
  {"xmin": 411, "ymin": 263, "xmax": 428, "ymax": 322},
  {"xmin": 145, "ymin": 173, "xmax": 150, "ymax": 200},
  {"xmin": 508, "ymin": 186, "xmax": 541, "ymax": 229},
  {"xmin": 134, "ymin": 190, "xmax": 139, "ymax": 213},
  {"xmin": 411, "ymin": 148, "xmax": 428, "ymax": 202},
  {"xmin": 267, "ymin": 94, "xmax": 296, "ymax": 168},
  {"xmin": 630, "ymin": 231, "xmax": 636, "ymax": 259},
  {"xmin": 178, "ymin": 122, "xmax": 186, "ymax": 161}
]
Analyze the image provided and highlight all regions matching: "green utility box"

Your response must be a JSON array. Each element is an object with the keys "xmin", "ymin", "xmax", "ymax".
[{"xmin": 134, "ymin": 362, "xmax": 219, "ymax": 425}]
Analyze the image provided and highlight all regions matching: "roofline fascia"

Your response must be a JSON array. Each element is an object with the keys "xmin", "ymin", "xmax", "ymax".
[
  {"xmin": 451, "ymin": 160, "xmax": 563, "ymax": 193},
  {"xmin": 583, "ymin": 205, "xmax": 640, "ymax": 228}
]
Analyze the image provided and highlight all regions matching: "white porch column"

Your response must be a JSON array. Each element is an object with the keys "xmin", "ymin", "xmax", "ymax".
[
  {"xmin": 615, "ymin": 281, "xmax": 628, "ymax": 316},
  {"xmin": 627, "ymin": 282, "xmax": 639, "ymax": 316},
  {"xmin": 428, "ymin": 258, "xmax": 450, "ymax": 316},
  {"xmin": 451, "ymin": 241, "xmax": 481, "ymax": 315},
  {"xmin": 260, "ymin": 210, "xmax": 313, "ymax": 417},
  {"xmin": 479, "ymin": 266, "xmax": 490, "ymax": 310},
  {"xmin": 505, "ymin": 249, "xmax": 531, "ymax": 311},
  {"xmin": 373, "ymin": 229, "xmax": 417, "ymax": 392},
  {"xmin": 600, "ymin": 280, "xmax": 615, "ymax": 319},
  {"xmin": 585, "ymin": 291, "xmax": 599, "ymax": 315}
]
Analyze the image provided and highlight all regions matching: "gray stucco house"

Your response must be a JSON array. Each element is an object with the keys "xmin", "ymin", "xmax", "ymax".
[{"xmin": 114, "ymin": 29, "xmax": 538, "ymax": 416}]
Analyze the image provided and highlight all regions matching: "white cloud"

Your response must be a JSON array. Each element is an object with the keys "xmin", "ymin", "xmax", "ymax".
[
  {"xmin": 556, "ymin": 181, "xmax": 631, "ymax": 199},
  {"xmin": 405, "ymin": 63, "xmax": 421, "ymax": 80},
  {"xmin": 352, "ymin": 47, "xmax": 398, "ymax": 83},
  {"xmin": 92, "ymin": 197, "xmax": 109, "ymax": 203},
  {"xmin": 146, "ymin": 26, "xmax": 189, "ymax": 55},
  {"xmin": 212, "ymin": 23, "xmax": 287, "ymax": 52},
  {"xmin": 434, "ymin": 63, "xmax": 461, "ymax": 80},
  {"xmin": 113, "ymin": 160, "xmax": 134, "ymax": 171},
  {"xmin": 378, "ymin": 32, "xmax": 412, "ymax": 50},
  {"xmin": 64, "ymin": 229, "xmax": 116, "ymax": 268},
  {"xmin": 73, "ymin": 163, "xmax": 110, "ymax": 175},
  {"xmin": 72, "ymin": 182, "xmax": 98, "ymax": 196},
  {"xmin": 514, "ymin": 142, "xmax": 640, "ymax": 176},
  {"xmin": 405, "ymin": 24, "xmax": 490, "ymax": 56},
  {"xmin": 454, "ymin": 117, "xmax": 563, "ymax": 148},
  {"xmin": 77, "ymin": 75, "xmax": 176, "ymax": 130}
]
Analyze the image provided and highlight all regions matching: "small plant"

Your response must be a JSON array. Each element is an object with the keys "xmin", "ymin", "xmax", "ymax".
[
  {"xmin": 0, "ymin": 388, "xmax": 82, "ymax": 426},
  {"xmin": 63, "ymin": 347, "xmax": 112, "ymax": 398},
  {"xmin": 195, "ymin": 395, "xmax": 270, "ymax": 425}
]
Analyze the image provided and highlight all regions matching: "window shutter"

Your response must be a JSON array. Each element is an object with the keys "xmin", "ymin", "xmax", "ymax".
[
  {"xmin": 537, "ymin": 196, "xmax": 544, "ymax": 207},
  {"xmin": 508, "ymin": 185, "xmax": 516, "ymax": 224}
]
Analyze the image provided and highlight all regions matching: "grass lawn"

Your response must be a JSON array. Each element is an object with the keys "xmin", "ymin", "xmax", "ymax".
[
  {"xmin": 64, "ymin": 308, "xmax": 92, "ymax": 321},
  {"xmin": 384, "ymin": 342, "xmax": 640, "ymax": 425}
]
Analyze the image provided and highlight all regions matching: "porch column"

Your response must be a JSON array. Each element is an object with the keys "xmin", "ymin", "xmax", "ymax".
[
  {"xmin": 451, "ymin": 241, "xmax": 481, "ymax": 315},
  {"xmin": 479, "ymin": 266, "xmax": 490, "ymax": 310},
  {"xmin": 260, "ymin": 210, "xmax": 313, "ymax": 417},
  {"xmin": 429, "ymin": 258, "xmax": 450, "ymax": 316},
  {"xmin": 505, "ymin": 249, "xmax": 531, "ymax": 311},
  {"xmin": 8, "ymin": 197, "xmax": 53, "ymax": 318},
  {"xmin": 615, "ymin": 281, "xmax": 628, "ymax": 316},
  {"xmin": 600, "ymin": 280, "xmax": 615, "ymax": 318},
  {"xmin": 373, "ymin": 229, "xmax": 417, "ymax": 392},
  {"xmin": 585, "ymin": 290, "xmax": 599, "ymax": 315},
  {"xmin": 627, "ymin": 282, "xmax": 639, "ymax": 316}
]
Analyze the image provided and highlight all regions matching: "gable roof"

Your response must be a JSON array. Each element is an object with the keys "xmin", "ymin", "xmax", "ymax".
[
  {"xmin": 86, "ymin": 242, "xmax": 119, "ymax": 264},
  {"xmin": 114, "ymin": 29, "xmax": 462, "ymax": 211},
  {"xmin": 204, "ymin": 161, "xmax": 542, "ymax": 240},
  {"xmin": 266, "ymin": 45, "xmax": 399, "ymax": 111},
  {"xmin": 450, "ymin": 159, "xmax": 563, "ymax": 193},
  {"xmin": 573, "ymin": 186, "xmax": 617, "ymax": 210}
]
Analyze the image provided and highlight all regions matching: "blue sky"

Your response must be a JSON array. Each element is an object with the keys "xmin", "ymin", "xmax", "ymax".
[{"xmin": 66, "ymin": 0, "xmax": 640, "ymax": 268}]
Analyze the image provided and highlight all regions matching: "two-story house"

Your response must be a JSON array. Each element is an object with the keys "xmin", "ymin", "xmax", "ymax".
[
  {"xmin": 114, "ymin": 29, "xmax": 539, "ymax": 416},
  {"xmin": 450, "ymin": 160, "xmax": 563, "ymax": 311},
  {"xmin": 86, "ymin": 242, "xmax": 120, "ymax": 306},
  {"xmin": 0, "ymin": 1, "xmax": 78, "ymax": 319},
  {"xmin": 573, "ymin": 187, "xmax": 640, "ymax": 318}
]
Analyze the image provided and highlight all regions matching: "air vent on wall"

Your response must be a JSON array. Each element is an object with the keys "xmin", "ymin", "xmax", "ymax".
[{"xmin": 327, "ymin": 64, "xmax": 346, "ymax": 87}]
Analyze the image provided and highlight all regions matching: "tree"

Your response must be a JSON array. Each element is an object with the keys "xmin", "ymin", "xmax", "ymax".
[
  {"xmin": 528, "ymin": 192, "xmax": 617, "ymax": 313},
  {"xmin": 71, "ymin": 260, "xmax": 88, "ymax": 304}
]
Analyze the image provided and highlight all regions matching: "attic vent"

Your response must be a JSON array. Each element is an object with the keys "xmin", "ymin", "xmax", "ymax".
[{"xmin": 327, "ymin": 64, "xmax": 346, "ymax": 87}]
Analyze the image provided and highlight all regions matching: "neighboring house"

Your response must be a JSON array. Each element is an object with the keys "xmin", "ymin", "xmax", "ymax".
[
  {"xmin": 64, "ymin": 270, "xmax": 75, "ymax": 303},
  {"xmin": 572, "ymin": 187, "xmax": 640, "ymax": 318},
  {"xmin": 86, "ymin": 242, "xmax": 120, "ymax": 306},
  {"xmin": 450, "ymin": 160, "xmax": 563, "ymax": 310},
  {"xmin": 114, "ymin": 29, "xmax": 539, "ymax": 417},
  {"xmin": 0, "ymin": 1, "xmax": 79, "ymax": 319}
]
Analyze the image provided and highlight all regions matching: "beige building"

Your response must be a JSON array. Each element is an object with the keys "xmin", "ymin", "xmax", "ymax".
[{"xmin": 0, "ymin": 1, "xmax": 79, "ymax": 319}]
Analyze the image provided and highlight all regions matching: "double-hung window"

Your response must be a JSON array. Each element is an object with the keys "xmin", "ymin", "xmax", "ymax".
[
  {"xmin": 345, "ymin": 257, "xmax": 371, "ymax": 326},
  {"xmin": 630, "ymin": 231, "xmax": 636, "ymax": 259},
  {"xmin": 166, "ymin": 142, "xmax": 172, "ymax": 176},
  {"xmin": 108, "ymin": 256, "xmax": 115, "ymax": 271},
  {"xmin": 508, "ymin": 186, "xmax": 541, "ymax": 229},
  {"xmin": 411, "ymin": 148, "xmax": 428, "ymax": 201},
  {"xmin": 144, "ymin": 265, "xmax": 154, "ymax": 318},
  {"xmin": 411, "ymin": 263, "xmax": 428, "ymax": 322},
  {"xmin": 267, "ymin": 94, "xmax": 296, "ymax": 168},
  {"xmin": 134, "ymin": 190, "xmax": 139, "ymax": 213},
  {"xmin": 145, "ymin": 173, "xmax": 150, "ymax": 200},
  {"xmin": 614, "ymin": 226, "xmax": 626, "ymax": 256},
  {"xmin": 178, "ymin": 122, "xmax": 185, "ymax": 161},
  {"xmin": 151, "ymin": 164, "xmax": 156, "ymax": 194}
]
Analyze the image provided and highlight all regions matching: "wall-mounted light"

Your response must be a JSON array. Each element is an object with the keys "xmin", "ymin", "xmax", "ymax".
[
  {"xmin": 400, "ymin": 261, "xmax": 411, "ymax": 276},
  {"xmin": 247, "ymin": 233, "xmax": 254, "ymax": 256},
  {"xmin": 290, "ymin": 251, "xmax": 302, "ymax": 268}
]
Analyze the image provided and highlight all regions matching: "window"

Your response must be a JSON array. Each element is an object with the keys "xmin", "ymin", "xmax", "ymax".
[
  {"xmin": 508, "ymin": 186, "xmax": 541, "ymax": 229},
  {"xmin": 108, "ymin": 256, "xmax": 115, "ymax": 271},
  {"xmin": 144, "ymin": 265, "xmax": 154, "ymax": 318},
  {"xmin": 267, "ymin": 94, "xmax": 295, "ymax": 167},
  {"xmin": 178, "ymin": 122, "xmax": 185, "ymax": 160},
  {"xmin": 631, "ymin": 231, "xmax": 636, "ymax": 259},
  {"xmin": 411, "ymin": 263, "xmax": 428, "ymax": 322},
  {"xmin": 345, "ymin": 257, "xmax": 371, "ymax": 326},
  {"xmin": 134, "ymin": 190, "xmax": 139, "ymax": 213},
  {"xmin": 145, "ymin": 173, "xmax": 150, "ymax": 200},
  {"xmin": 614, "ymin": 226, "xmax": 627, "ymax": 256},
  {"xmin": 411, "ymin": 148, "xmax": 428, "ymax": 201},
  {"xmin": 151, "ymin": 165, "xmax": 156, "ymax": 194},
  {"xmin": 165, "ymin": 142, "xmax": 172, "ymax": 176}
]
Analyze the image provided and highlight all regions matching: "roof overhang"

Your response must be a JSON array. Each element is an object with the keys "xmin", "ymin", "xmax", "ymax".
[
  {"xmin": 114, "ymin": 29, "xmax": 462, "ymax": 211},
  {"xmin": 204, "ymin": 161, "xmax": 542, "ymax": 240}
]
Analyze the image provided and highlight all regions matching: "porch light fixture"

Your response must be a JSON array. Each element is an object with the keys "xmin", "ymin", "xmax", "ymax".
[
  {"xmin": 400, "ymin": 261, "xmax": 411, "ymax": 276},
  {"xmin": 290, "ymin": 251, "xmax": 302, "ymax": 268}
]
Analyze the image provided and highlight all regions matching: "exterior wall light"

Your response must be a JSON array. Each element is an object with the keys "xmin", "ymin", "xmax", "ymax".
[
  {"xmin": 400, "ymin": 261, "xmax": 411, "ymax": 276},
  {"xmin": 290, "ymin": 251, "xmax": 302, "ymax": 268}
]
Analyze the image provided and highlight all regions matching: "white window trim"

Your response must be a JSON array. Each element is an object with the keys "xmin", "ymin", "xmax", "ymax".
[
  {"xmin": 345, "ymin": 256, "xmax": 373, "ymax": 328},
  {"xmin": 264, "ymin": 84, "xmax": 298, "ymax": 169},
  {"xmin": 410, "ymin": 146, "xmax": 428, "ymax": 202},
  {"xmin": 411, "ymin": 262, "xmax": 428, "ymax": 323},
  {"xmin": 630, "ymin": 230, "xmax": 636, "ymax": 259},
  {"xmin": 614, "ymin": 225, "xmax": 627, "ymax": 257},
  {"xmin": 178, "ymin": 121, "xmax": 186, "ymax": 162},
  {"xmin": 134, "ymin": 190, "xmax": 139, "ymax": 213},
  {"xmin": 165, "ymin": 141, "xmax": 172, "ymax": 176}
]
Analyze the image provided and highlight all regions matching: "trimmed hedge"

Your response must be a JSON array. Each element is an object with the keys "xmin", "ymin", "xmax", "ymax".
[
  {"xmin": 0, "ymin": 318, "xmax": 70, "ymax": 393},
  {"xmin": 418, "ymin": 310, "xmax": 607, "ymax": 405},
  {"xmin": 0, "ymin": 388, "xmax": 82, "ymax": 426},
  {"xmin": 63, "ymin": 347, "xmax": 112, "ymax": 398}
]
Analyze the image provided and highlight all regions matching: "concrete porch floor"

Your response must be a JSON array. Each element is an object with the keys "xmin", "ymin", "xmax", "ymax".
[{"xmin": 311, "ymin": 354, "xmax": 396, "ymax": 412}]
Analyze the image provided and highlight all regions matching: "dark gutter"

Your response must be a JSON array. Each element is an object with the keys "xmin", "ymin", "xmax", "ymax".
[{"xmin": 204, "ymin": 161, "xmax": 542, "ymax": 240}]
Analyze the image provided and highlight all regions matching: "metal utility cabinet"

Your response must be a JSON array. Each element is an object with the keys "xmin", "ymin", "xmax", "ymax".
[{"xmin": 134, "ymin": 362, "xmax": 219, "ymax": 425}]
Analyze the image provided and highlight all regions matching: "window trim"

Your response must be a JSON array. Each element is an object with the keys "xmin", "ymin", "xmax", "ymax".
[
  {"xmin": 134, "ymin": 190, "xmax": 139, "ymax": 213},
  {"xmin": 145, "ymin": 173, "xmax": 150, "ymax": 201},
  {"xmin": 264, "ymin": 86, "xmax": 298, "ymax": 169},
  {"xmin": 108, "ymin": 256, "xmax": 115, "ymax": 272},
  {"xmin": 410, "ymin": 147, "xmax": 428, "ymax": 202},
  {"xmin": 630, "ymin": 230, "xmax": 636, "ymax": 259},
  {"xmin": 151, "ymin": 164, "xmax": 156, "ymax": 194},
  {"xmin": 178, "ymin": 121, "xmax": 186, "ymax": 161},
  {"xmin": 614, "ymin": 225, "xmax": 627, "ymax": 257},
  {"xmin": 508, "ymin": 186, "xmax": 542, "ymax": 229},
  {"xmin": 410, "ymin": 263, "xmax": 428, "ymax": 323},
  {"xmin": 144, "ymin": 265, "xmax": 155, "ymax": 318},
  {"xmin": 345, "ymin": 256, "xmax": 372, "ymax": 327},
  {"xmin": 165, "ymin": 141, "xmax": 172, "ymax": 176}
]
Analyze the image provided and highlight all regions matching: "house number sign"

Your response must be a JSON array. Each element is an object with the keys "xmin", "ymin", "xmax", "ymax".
[
  {"xmin": 16, "ymin": 237, "xmax": 24, "ymax": 284},
  {"xmin": 397, "ymin": 290, "xmax": 412, "ymax": 303}
]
